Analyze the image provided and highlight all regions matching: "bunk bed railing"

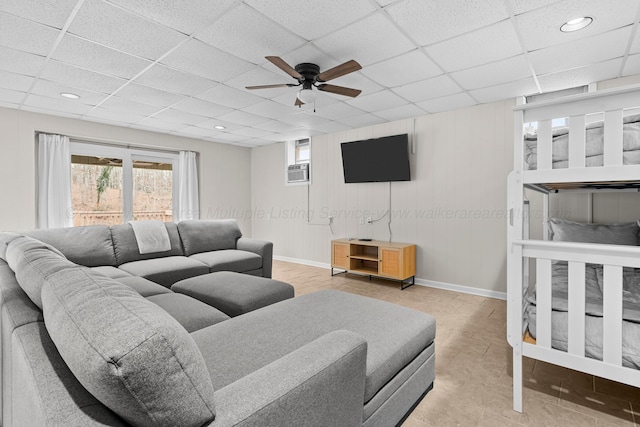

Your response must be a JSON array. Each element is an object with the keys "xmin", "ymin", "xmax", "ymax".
[{"xmin": 512, "ymin": 240, "xmax": 640, "ymax": 384}]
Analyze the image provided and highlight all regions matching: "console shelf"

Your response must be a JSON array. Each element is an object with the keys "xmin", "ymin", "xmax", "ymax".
[{"xmin": 331, "ymin": 238, "xmax": 416, "ymax": 290}]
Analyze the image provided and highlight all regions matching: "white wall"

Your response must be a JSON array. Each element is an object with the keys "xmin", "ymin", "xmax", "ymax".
[
  {"xmin": 251, "ymin": 100, "xmax": 515, "ymax": 295},
  {"xmin": 0, "ymin": 107, "xmax": 252, "ymax": 233}
]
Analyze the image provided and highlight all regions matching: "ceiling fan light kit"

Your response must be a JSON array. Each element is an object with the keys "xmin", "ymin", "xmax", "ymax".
[{"xmin": 246, "ymin": 56, "xmax": 362, "ymax": 110}]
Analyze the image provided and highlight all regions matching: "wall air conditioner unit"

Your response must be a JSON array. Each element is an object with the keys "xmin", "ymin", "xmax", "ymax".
[{"xmin": 287, "ymin": 163, "xmax": 309, "ymax": 183}]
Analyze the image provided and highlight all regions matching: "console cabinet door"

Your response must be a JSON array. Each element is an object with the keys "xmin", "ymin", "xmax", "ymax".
[
  {"xmin": 332, "ymin": 242, "xmax": 350, "ymax": 270},
  {"xmin": 379, "ymin": 247, "xmax": 401, "ymax": 278}
]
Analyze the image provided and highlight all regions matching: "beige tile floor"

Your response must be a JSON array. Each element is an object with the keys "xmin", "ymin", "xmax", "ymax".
[{"xmin": 272, "ymin": 260, "xmax": 640, "ymax": 427}]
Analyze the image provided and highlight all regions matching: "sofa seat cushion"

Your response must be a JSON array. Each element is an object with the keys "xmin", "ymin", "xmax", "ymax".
[
  {"xmin": 191, "ymin": 290, "xmax": 436, "ymax": 403},
  {"xmin": 189, "ymin": 250, "xmax": 262, "ymax": 273},
  {"xmin": 115, "ymin": 276, "xmax": 172, "ymax": 297},
  {"xmin": 40, "ymin": 267, "xmax": 216, "ymax": 427},
  {"xmin": 90, "ymin": 266, "xmax": 132, "ymax": 279},
  {"xmin": 146, "ymin": 293, "xmax": 230, "ymax": 332},
  {"xmin": 117, "ymin": 256, "xmax": 209, "ymax": 287}
]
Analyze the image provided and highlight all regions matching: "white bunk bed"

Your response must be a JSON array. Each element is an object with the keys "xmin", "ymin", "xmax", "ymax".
[{"xmin": 507, "ymin": 83, "xmax": 640, "ymax": 412}]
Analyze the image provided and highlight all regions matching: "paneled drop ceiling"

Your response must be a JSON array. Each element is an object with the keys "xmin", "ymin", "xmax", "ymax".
[{"xmin": 0, "ymin": 0, "xmax": 639, "ymax": 147}]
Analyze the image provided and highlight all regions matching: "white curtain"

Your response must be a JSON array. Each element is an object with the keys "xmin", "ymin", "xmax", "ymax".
[
  {"xmin": 37, "ymin": 133, "xmax": 73, "ymax": 228},
  {"xmin": 176, "ymin": 150, "xmax": 200, "ymax": 222}
]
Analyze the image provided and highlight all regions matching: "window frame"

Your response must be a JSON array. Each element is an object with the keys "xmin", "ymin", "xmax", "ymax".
[{"xmin": 69, "ymin": 141, "xmax": 179, "ymax": 223}]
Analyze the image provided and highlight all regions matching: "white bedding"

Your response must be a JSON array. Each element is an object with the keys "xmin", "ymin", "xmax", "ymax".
[
  {"xmin": 525, "ymin": 263, "xmax": 640, "ymax": 368},
  {"xmin": 524, "ymin": 114, "xmax": 640, "ymax": 170}
]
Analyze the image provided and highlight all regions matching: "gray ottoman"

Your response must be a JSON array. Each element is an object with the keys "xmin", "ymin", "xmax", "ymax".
[{"xmin": 171, "ymin": 271, "xmax": 294, "ymax": 317}]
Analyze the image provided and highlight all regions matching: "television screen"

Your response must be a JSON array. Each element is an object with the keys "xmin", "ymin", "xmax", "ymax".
[{"xmin": 340, "ymin": 134, "xmax": 411, "ymax": 183}]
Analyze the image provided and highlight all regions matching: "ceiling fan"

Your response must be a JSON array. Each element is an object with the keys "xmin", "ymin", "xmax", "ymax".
[{"xmin": 246, "ymin": 56, "xmax": 362, "ymax": 108}]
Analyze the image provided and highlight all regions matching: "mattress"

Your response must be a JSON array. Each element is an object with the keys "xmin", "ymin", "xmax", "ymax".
[
  {"xmin": 525, "ymin": 263, "xmax": 640, "ymax": 368},
  {"xmin": 524, "ymin": 114, "xmax": 640, "ymax": 170}
]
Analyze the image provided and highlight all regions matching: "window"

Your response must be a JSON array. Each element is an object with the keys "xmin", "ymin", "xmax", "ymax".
[
  {"xmin": 70, "ymin": 142, "xmax": 178, "ymax": 226},
  {"xmin": 285, "ymin": 138, "xmax": 311, "ymax": 185}
]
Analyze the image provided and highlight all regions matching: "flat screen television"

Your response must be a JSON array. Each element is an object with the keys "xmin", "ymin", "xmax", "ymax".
[{"xmin": 341, "ymin": 134, "xmax": 411, "ymax": 183}]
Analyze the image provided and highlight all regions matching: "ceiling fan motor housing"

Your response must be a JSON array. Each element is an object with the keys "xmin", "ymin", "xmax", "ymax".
[{"xmin": 295, "ymin": 63, "xmax": 321, "ymax": 87}]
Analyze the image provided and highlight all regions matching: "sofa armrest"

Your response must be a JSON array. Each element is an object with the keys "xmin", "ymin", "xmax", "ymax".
[
  {"xmin": 236, "ymin": 238, "xmax": 273, "ymax": 278},
  {"xmin": 210, "ymin": 330, "xmax": 367, "ymax": 427}
]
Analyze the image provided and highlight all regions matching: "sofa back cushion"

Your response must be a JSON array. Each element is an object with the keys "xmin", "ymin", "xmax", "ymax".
[
  {"xmin": 26, "ymin": 225, "xmax": 117, "ymax": 267},
  {"xmin": 178, "ymin": 220, "xmax": 242, "ymax": 256},
  {"xmin": 41, "ymin": 267, "xmax": 216, "ymax": 427},
  {"xmin": 111, "ymin": 222, "xmax": 183, "ymax": 265},
  {"xmin": 5, "ymin": 236, "xmax": 77, "ymax": 309}
]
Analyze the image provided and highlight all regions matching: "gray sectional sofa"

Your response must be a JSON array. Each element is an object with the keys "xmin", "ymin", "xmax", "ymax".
[{"xmin": 0, "ymin": 220, "xmax": 436, "ymax": 427}]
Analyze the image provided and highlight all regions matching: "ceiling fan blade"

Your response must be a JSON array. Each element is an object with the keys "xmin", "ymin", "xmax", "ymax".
[
  {"xmin": 265, "ymin": 56, "xmax": 303, "ymax": 79},
  {"xmin": 294, "ymin": 97, "xmax": 304, "ymax": 107},
  {"xmin": 245, "ymin": 84, "xmax": 296, "ymax": 90},
  {"xmin": 317, "ymin": 60, "xmax": 361, "ymax": 82},
  {"xmin": 317, "ymin": 84, "xmax": 361, "ymax": 98}
]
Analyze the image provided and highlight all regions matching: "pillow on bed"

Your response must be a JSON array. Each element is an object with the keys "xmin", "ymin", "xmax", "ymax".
[{"xmin": 548, "ymin": 218, "xmax": 640, "ymax": 245}]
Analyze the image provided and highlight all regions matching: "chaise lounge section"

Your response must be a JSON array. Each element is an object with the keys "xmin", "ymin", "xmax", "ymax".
[{"xmin": 0, "ymin": 224, "xmax": 436, "ymax": 426}]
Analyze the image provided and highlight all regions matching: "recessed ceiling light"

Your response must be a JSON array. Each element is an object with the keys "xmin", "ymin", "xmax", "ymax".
[
  {"xmin": 560, "ymin": 16, "xmax": 593, "ymax": 32},
  {"xmin": 214, "ymin": 125, "xmax": 225, "ymax": 130},
  {"xmin": 60, "ymin": 92, "xmax": 80, "ymax": 99}
]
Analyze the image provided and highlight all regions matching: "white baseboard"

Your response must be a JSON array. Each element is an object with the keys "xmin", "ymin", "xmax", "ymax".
[{"xmin": 272, "ymin": 255, "xmax": 507, "ymax": 300}]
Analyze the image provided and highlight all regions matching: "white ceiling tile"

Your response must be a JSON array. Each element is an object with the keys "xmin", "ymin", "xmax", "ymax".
[
  {"xmin": 0, "ymin": 101, "xmax": 20, "ymax": 109},
  {"xmin": 385, "ymin": 0, "xmax": 508, "ymax": 45},
  {"xmin": 208, "ymin": 131, "xmax": 250, "ymax": 142},
  {"xmin": 468, "ymin": 78, "xmax": 539, "ymax": 103},
  {"xmin": 629, "ymin": 27, "xmax": 640, "ymax": 54},
  {"xmin": 178, "ymin": 126, "xmax": 217, "ymax": 138},
  {"xmin": 252, "ymin": 119, "xmax": 297, "ymax": 133},
  {"xmin": 537, "ymin": 58, "xmax": 624, "ymax": 93},
  {"xmin": 135, "ymin": 117, "xmax": 190, "ymax": 132},
  {"xmin": 83, "ymin": 108, "xmax": 147, "ymax": 124},
  {"xmin": 451, "ymin": 55, "xmax": 532, "ymax": 90},
  {"xmin": 0, "ymin": 12, "xmax": 61, "ymax": 56},
  {"xmin": 196, "ymin": 85, "xmax": 265, "ymax": 109},
  {"xmin": 512, "ymin": 0, "xmax": 562, "ymax": 15},
  {"xmin": 134, "ymin": 64, "xmax": 217, "ymax": 96},
  {"xmin": 346, "ymin": 90, "xmax": 407, "ymax": 111},
  {"xmin": 31, "ymin": 79, "xmax": 108, "ymax": 105},
  {"xmin": 151, "ymin": 109, "xmax": 210, "ymax": 126},
  {"xmin": 115, "ymin": 83, "xmax": 185, "ymax": 108},
  {"xmin": 171, "ymin": 98, "xmax": 233, "ymax": 117},
  {"xmin": 22, "ymin": 105, "xmax": 82, "ymax": 119},
  {"xmin": 528, "ymin": 26, "xmax": 632, "ymax": 75},
  {"xmin": 374, "ymin": 0, "xmax": 395, "ymax": 6},
  {"xmin": 277, "ymin": 44, "xmax": 336, "ymax": 73},
  {"xmin": 0, "ymin": 87, "xmax": 26, "ymax": 104},
  {"xmin": 232, "ymin": 127, "xmax": 274, "ymax": 138},
  {"xmin": 623, "ymin": 54, "xmax": 640, "ymax": 77},
  {"xmin": 68, "ymin": 0, "xmax": 187, "ymax": 60},
  {"xmin": 515, "ymin": 0, "xmax": 639, "ymax": 51},
  {"xmin": 416, "ymin": 92, "xmax": 477, "ymax": 113},
  {"xmin": 0, "ymin": 46, "xmax": 46, "ymax": 76},
  {"xmin": 99, "ymin": 96, "xmax": 163, "ymax": 117},
  {"xmin": 0, "ymin": 70, "xmax": 35, "ymax": 92},
  {"xmin": 313, "ymin": 101, "xmax": 366, "ymax": 121},
  {"xmin": 392, "ymin": 75, "xmax": 461, "ymax": 103},
  {"xmin": 0, "ymin": 0, "xmax": 78, "ymax": 29},
  {"xmin": 374, "ymin": 103, "xmax": 427, "ymax": 121},
  {"xmin": 41, "ymin": 61, "xmax": 127, "ymax": 93},
  {"xmin": 361, "ymin": 50, "xmax": 442, "ymax": 87},
  {"xmin": 52, "ymin": 34, "xmax": 152, "ymax": 79},
  {"xmin": 107, "ymin": 0, "xmax": 237, "ymax": 35},
  {"xmin": 23, "ymin": 93, "xmax": 93, "ymax": 115},
  {"xmin": 277, "ymin": 110, "xmax": 332, "ymax": 128},
  {"xmin": 245, "ymin": 0, "xmax": 376, "ymax": 40},
  {"xmin": 314, "ymin": 13, "xmax": 415, "ymax": 66},
  {"xmin": 195, "ymin": 119, "xmax": 244, "ymax": 132},
  {"xmin": 425, "ymin": 20, "xmax": 522, "ymax": 72},
  {"xmin": 161, "ymin": 39, "xmax": 253, "ymax": 82},
  {"xmin": 311, "ymin": 120, "xmax": 352, "ymax": 134},
  {"xmin": 243, "ymin": 100, "xmax": 301, "ymax": 120},
  {"xmin": 216, "ymin": 110, "xmax": 270, "ymax": 127},
  {"xmin": 336, "ymin": 113, "xmax": 386, "ymax": 128},
  {"xmin": 196, "ymin": 4, "xmax": 305, "ymax": 64}
]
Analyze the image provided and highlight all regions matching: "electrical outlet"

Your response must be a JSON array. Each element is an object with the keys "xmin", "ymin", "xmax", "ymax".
[{"xmin": 366, "ymin": 216, "xmax": 372, "ymax": 224}]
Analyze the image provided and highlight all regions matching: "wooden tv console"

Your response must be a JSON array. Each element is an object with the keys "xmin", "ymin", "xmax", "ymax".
[{"xmin": 331, "ymin": 238, "xmax": 416, "ymax": 290}]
